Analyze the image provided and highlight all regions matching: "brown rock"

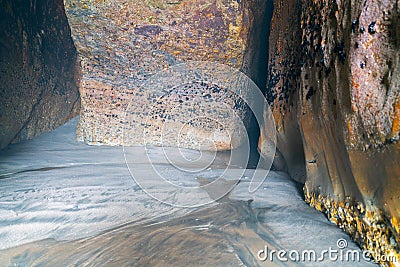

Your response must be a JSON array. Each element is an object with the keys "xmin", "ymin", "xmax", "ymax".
[
  {"xmin": 263, "ymin": 0, "xmax": 400, "ymax": 264},
  {"xmin": 65, "ymin": 0, "xmax": 268, "ymax": 150},
  {"xmin": 259, "ymin": 0, "xmax": 306, "ymax": 181},
  {"xmin": 0, "ymin": 0, "xmax": 80, "ymax": 149}
]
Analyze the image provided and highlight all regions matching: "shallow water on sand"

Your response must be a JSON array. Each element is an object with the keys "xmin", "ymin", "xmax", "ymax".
[{"xmin": 0, "ymin": 118, "xmax": 376, "ymax": 266}]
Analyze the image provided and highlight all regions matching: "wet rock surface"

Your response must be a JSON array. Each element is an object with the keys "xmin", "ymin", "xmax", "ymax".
[
  {"xmin": 2, "ymin": 0, "xmax": 398, "ymax": 265},
  {"xmin": 64, "ymin": 0, "xmax": 268, "ymax": 150},
  {"xmin": 263, "ymin": 0, "xmax": 400, "ymax": 264},
  {"xmin": 0, "ymin": 0, "xmax": 81, "ymax": 149},
  {"xmin": 259, "ymin": 0, "xmax": 306, "ymax": 182}
]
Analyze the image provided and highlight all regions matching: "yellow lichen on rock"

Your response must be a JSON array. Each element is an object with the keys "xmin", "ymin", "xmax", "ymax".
[
  {"xmin": 305, "ymin": 190, "xmax": 400, "ymax": 266},
  {"xmin": 264, "ymin": 0, "xmax": 399, "ymax": 264}
]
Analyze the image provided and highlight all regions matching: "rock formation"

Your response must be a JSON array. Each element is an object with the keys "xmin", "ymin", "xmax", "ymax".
[
  {"xmin": 64, "ymin": 0, "xmax": 269, "ymax": 150},
  {"xmin": 1, "ymin": 0, "xmax": 398, "ymax": 265},
  {"xmin": 258, "ymin": 0, "xmax": 306, "ymax": 181},
  {"xmin": 262, "ymin": 0, "xmax": 400, "ymax": 264},
  {"xmin": 0, "ymin": 0, "xmax": 80, "ymax": 149}
]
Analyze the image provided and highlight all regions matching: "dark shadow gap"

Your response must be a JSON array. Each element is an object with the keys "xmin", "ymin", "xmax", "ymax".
[{"xmin": 244, "ymin": 0, "xmax": 274, "ymax": 169}]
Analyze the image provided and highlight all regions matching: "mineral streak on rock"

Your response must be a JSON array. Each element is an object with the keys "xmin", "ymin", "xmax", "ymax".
[
  {"xmin": 262, "ymin": 0, "xmax": 400, "ymax": 264},
  {"xmin": 0, "ymin": 0, "xmax": 81, "ymax": 149},
  {"xmin": 64, "ymin": 0, "xmax": 268, "ymax": 150}
]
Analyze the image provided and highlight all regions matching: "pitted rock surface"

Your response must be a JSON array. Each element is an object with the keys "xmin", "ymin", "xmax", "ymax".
[
  {"xmin": 64, "ymin": 0, "xmax": 267, "ymax": 150},
  {"xmin": 261, "ymin": 0, "xmax": 400, "ymax": 264},
  {"xmin": 0, "ymin": 0, "xmax": 80, "ymax": 149}
]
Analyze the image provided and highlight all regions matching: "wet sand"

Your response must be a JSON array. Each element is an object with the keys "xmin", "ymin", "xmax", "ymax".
[{"xmin": 0, "ymin": 118, "xmax": 376, "ymax": 266}]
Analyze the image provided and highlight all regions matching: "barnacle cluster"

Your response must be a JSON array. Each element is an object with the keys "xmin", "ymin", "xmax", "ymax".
[{"xmin": 305, "ymin": 190, "xmax": 400, "ymax": 266}]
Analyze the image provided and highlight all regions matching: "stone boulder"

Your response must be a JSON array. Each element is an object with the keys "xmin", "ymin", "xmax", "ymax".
[{"xmin": 65, "ymin": 0, "xmax": 268, "ymax": 150}]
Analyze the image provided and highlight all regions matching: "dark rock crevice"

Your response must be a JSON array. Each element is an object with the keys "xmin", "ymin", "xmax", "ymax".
[
  {"xmin": 241, "ymin": 0, "xmax": 274, "ymax": 168},
  {"xmin": 259, "ymin": 0, "xmax": 307, "ymax": 182}
]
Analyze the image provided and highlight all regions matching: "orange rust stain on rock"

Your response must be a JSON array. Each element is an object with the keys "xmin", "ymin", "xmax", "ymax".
[
  {"xmin": 364, "ymin": 37, "xmax": 376, "ymax": 49},
  {"xmin": 350, "ymin": 80, "xmax": 360, "ymax": 113},
  {"xmin": 351, "ymin": 80, "xmax": 359, "ymax": 90},
  {"xmin": 392, "ymin": 100, "xmax": 400, "ymax": 137},
  {"xmin": 346, "ymin": 120, "xmax": 356, "ymax": 143}
]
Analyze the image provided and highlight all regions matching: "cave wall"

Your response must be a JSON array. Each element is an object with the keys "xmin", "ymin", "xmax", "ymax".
[
  {"xmin": 258, "ymin": 0, "xmax": 306, "ymax": 182},
  {"xmin": 2, "ymin": 0, "xmax": 397, "ymax": 263},
  {"xmin": 263, "ymin": 0, "xmax": 400, "ymax": 264},
  {"xmin": 0, "ymin": 0, "xmax": 81, "ymax": 149},
  {"xmin": 64, "ymin": 0, "xmax": 269, "ymax": 150}
]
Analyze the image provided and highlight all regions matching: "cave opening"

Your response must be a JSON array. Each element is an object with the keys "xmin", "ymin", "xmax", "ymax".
[
  {"xmin": 245, "ymin": 0, "xmax": 274, "ymax": 169},
  {"xmin": 0, "ymin": 0, "xmax": 398, "ymax": 265}
]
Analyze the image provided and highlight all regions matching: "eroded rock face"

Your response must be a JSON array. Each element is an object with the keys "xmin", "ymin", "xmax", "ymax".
[
  {"xmin": 0, "ymin": 0, "xmax": 80, "ymax": 149},
  {"xmin": 65, "ymin": 0, "xmax": 268, "ymax": 150},
  {"xmin": 259, "ymin": 0, "xmax": 306, "ymax": 181},
  {"xmin": 263, "ymin": 0, "xmax": 400, "ymax": 264}
]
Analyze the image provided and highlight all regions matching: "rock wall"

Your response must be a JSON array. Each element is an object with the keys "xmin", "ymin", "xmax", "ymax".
[
  {"xmin": 263, "ymin": 0, "xmax": 400, "ymax": 264},
  {"xmin": 64, "ymin": 0, "xmax": 269, "ymax": 150},
  {"xmin": 259, "ymin": 0, "xmax": 306, "ymax": 181},
  {"xmin": 0, "ymin": 0, "xmax": 80, "ymax": 149}
]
